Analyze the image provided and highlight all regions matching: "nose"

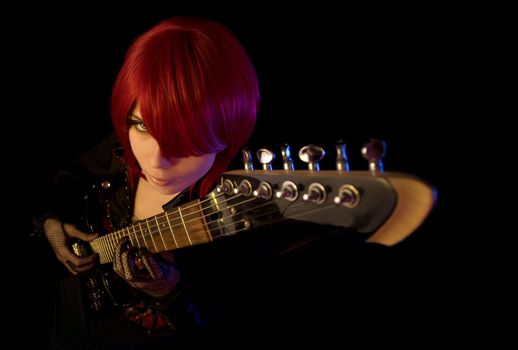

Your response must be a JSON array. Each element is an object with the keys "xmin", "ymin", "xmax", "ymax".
[{"xmin": 148, "ymin": 137, "xmax": 173, "ymax": 168}]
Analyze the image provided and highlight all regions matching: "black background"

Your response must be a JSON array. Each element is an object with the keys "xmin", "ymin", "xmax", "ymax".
[
  {"xmin": 6, "ymin": 3, "xmax": 504, "ymax": 345},
  {"xmin": 13, "ymin": 5, "xmax": 467, "ymax": 255},
  {"xmin": 14, "ymin": 6, "xmax": 462, "ymax": 215}
]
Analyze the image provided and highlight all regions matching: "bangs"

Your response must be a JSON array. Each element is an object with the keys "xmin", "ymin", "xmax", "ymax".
[
  {"xmin": 138, "ymin": 96, "xmax": 227, "ymax": 158},
  {"xmin": 111, "ymin": 16, "xmax": 259, "ymax": 196},
  {"xmin": 132, "ymin": 29, "xmax": 233, "ymax": 158}
]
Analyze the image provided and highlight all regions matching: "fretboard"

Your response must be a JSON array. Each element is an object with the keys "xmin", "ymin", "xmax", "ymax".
[
  {"xmin": 90, "ymin": 198, "xmax": 213, "ymax": 264},
  {"xmin": 85, "ymin": 168, "xmax": 430, "ymax": 264}
]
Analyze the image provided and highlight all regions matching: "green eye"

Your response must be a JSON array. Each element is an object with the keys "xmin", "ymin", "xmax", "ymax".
[
  {"xmin": 135, "ymin": 122, "xmax": 147, "ymax": 132},
  {"xmin": 128, "ymin": 115, "xmax": 147, "ymax": 132}
]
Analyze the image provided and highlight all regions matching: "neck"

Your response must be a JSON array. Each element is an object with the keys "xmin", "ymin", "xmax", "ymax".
[{"xmin": 133, "ymin": 177, "xmax": 179, "ymax": 220}]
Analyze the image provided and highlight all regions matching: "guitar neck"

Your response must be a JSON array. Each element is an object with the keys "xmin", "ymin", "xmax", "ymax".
[
  {"xmin": 90, "ymin": 198, "xmax": 215, "ymax": 264},
  {"xmin": 89, "ymin": 169, "xmax": 436, "ymax": 264}
]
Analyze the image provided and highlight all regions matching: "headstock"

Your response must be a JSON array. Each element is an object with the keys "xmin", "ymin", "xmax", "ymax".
[{"xmin": 218, "ymin": 139, "xmax": 437, "ymax": 246}]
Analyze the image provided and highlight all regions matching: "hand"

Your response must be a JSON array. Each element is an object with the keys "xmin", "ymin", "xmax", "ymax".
[
  {"xmin": 43, "ymin": 218, "xmax": 98, "ymax": 275},
  {"xmin": 113, "ymin": 239, "xmax": 181, "ymax": 298}
]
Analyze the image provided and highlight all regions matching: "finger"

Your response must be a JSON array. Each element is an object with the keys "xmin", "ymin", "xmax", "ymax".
[
  {"xmin": 140, "ymin": 249, "xmax": 163, "ymax": 280},
  {"xmin": 63, "ymin": 223, "xmax": 98, "ymax": 241},
  {"xmin": 63, "ymin": 261, "xmax": 79, "ymax": 275},
  {"xmin": 120, "ymin": 250, "xmax": 135, "ymax": 281},
  {"xmin": 64, "ymin": 260, "xmax": 97, "ymax": 274},
  {"xmin": 113, "ymin": 238, "xmax": 127, "ymax": 275},
  {"xmin": 59, "ymin": 248, "xmax": 98, "ymax": 267}
]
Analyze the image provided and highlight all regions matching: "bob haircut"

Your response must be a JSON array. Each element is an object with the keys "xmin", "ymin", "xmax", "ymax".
[{"xmin": 111, "ymin": 16, "xmax": 259, "ymax": 196}]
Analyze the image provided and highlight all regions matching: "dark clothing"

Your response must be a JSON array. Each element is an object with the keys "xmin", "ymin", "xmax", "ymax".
[
  {"xmin": 27, "ymin": 133, "xmax": 418, "ymax": 347},
  {"xmin": 29, "ymin": 134, "xmax": 208, "ymax": 349}
]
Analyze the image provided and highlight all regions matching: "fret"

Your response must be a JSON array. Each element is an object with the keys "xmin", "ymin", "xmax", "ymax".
[
  {"xmin": 99, "ymin": 237, "xmax": 106, "ymax": 262},
  {"xmin": 166, "ymin": 209, "xmax": 189, "ymax": 247},
  {"xmin": 178, "ymin": 200, "xmax": 213, "ymax": 246},
  {"xmin": 101, "ymin": 244, "xmax": 105, "ymax": 263},
  {"xmin": 132, "ymin": 225, "xmax": 141, "ymax": 248},
  {"xmin": 200, "ymin": 201, "xmax": 211, "ymax": 239},
  {"xmin": 125, "ymin": 227, "xmax": 133, "ymax": 246},
  {"xmin": 165, "ymin": 211, "xmax": 179, "ymax": 248},
  {"xmin": 138, "ymin": 221, "xmax": 147, "ymax": 248},
  {"xmin": 101, "ymin": 236, "xmax": 108, "ymax": 263},
  {"xmin": 110, "ymin": 233, "xmax": 116, "ymax": 261},
  {"xmin": 105, "ymin": 235, "xmax": 110, "ymax": 262},
  {"xmin": 178, "ymin": 206, "xmax": 192, "ymax": 246},
  {"xmin": 92, "ymin": 198, "xmax": 216, "ymax": 264},
  {"xmin": 109, "ymin": 233, "xmax": 116, "ymax": 261},
  {"xmin": 145, "ymin": 219, "xmax": 158, "ymax": 253},
  {"xmin": 103, "ymin": 235, "xmax": 110, "ymax": 261},
  {"xmin": 115, "ymin": 229, "xmax": 122, "ymax": 254},
  {"xmin": 155, "ymin": 216, "xmax": 167, "ymax": 251},
  {"xmin": 99, "ymin": 236, "xmax": 103, "ymax": 262}
]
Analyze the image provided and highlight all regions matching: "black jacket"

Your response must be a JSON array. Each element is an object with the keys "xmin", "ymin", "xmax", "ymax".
[{"xmin": 28, "ymin": 133, "xmax": 412, "ymax": 347}]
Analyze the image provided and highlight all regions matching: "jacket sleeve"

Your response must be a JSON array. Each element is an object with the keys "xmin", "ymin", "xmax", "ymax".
[{"xmin": 32, "ymin": 133, "xmax": 126, "ymax": 233}]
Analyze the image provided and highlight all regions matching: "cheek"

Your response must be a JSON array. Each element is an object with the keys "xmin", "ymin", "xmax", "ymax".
[
  {"xmin": 129, "ymin": 130, "xmax": 145, "ymax": 161},
  {"xmin": 196, "ymin": 154, "xmax": 216, "ymax": 175},
  {"xmin": 182, "ymin": 155, "xmax": 216, "ymax": 181}
]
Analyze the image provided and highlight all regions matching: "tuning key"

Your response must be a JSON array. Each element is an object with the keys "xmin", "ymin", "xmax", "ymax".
[
  {"xmin": 302, "ymin": 183, "xmax": 327, "ymax": 204},
  {"xmin": 256, "ymin": 148, "xmax": 275, "ymax": 171},
  {"xmin": 299, "ymin": 145, "xmax": 325, "ymax": 171},
  {"xmin": 242, "ymin": 148, "xmax": 254, "ymax": 170},
  {"xmin": 275, "ymin": 180, "xmax": 299, "ymax": 201},
  {"xmin": 335, "ymin": 141, "xmax": 350, "ymax": 172},
  {"xmin": 333, "ymin": 184, "xmax": 360, "ymax": 208},
  {"xmin": 361, "ymin": 138, "xmax": 386, "ymax": 175},
  {"xmin": 281, "ymin": 144, "xmax": 294, "ymax": 171},
  {"xmin": 253, "ymin": 181, "xmax": 273, "ymax": 199}
]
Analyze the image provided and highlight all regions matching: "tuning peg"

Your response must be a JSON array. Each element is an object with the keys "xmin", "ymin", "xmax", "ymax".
[
  {"xmin": 281, "ymin": 144, "xmax": 294, "ymax": 171},
  {"xmin": 361, "ymin": 138, "xmax": 386, "ymax": 175},
  {"xmin": 299, "ymin": 145, "xmax": 325, "ymax": 171},
  {"xmin": 256, "ymin": 148, "xmax": 275, "ymax": 171},
  {"xmin": 242, "ymin": 148, "xmax": 254, "ymax": 170},
  {"xmin": 335, "ymin": 140, "xmax": 350, "ymax": 172}
]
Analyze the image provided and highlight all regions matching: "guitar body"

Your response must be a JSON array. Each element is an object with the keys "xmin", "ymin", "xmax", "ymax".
[
  {"xmin": 75, "ymin": 172, "xmax": 138, "ymax": 313},
  {"xmin": 76, "ymin": 264, "xmax": 136, "ymax": 314}
]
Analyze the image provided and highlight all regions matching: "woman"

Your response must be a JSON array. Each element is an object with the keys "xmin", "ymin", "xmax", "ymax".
[{"xmin": 36, "ymin": 15, "xmax": 259, "ymax": 348}]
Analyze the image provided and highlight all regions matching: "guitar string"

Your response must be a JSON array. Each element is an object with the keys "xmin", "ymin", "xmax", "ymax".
[
  {"xmin": 96, "ymin": 182, "xmax": 306, "ymax": 242},
  {"xmin": 109, "ymin": 192, "xmax": 306, "ymax": 243},
  {"xmin": 93, "ymin": 193, "xmax": 315, "ymax": 260},
  {"xmin": 91, "ymin": 191, "xmax": 230, "ymax": 251},
  {"xmin": 99, "ymin": 202, "xmax": 284, "ymax": 262},
  {"xmin": 94, "ymin": 191, "xmax": 245, "ymax": 246},
  {"xmin": 93, "ymin": 194, "xmax": 292, "ymax": 254},
  {"xmin": 98, "ymin": 200, "xmax": 338, "ymax": 263},
  {"xmin": 95, "ymin": 198, "xmax": 294, "ymax": 262}
]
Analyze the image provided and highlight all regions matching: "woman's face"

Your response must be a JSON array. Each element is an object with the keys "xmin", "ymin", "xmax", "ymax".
[{"xmin": 128, "ymin": 105, "xmax": 216, "ymax": 196}]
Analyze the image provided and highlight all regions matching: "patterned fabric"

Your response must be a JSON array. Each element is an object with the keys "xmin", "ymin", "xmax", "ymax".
[
  {"xmin": 113, "ymin": 239, "xmax": 181, "ymax": 298},
  {"xmin": 32, "ymin": 134, "xmax": 208, "ymax": 348},
  {"xmin": 122, "ymin": 287, "xmax": 207, "ymax": 340},
  {"xmin": 123, "ymin": 301, "xmax": 177, "ymax": 336},
  {"xmin": 43, "ymin": 218, "xmax": 98, "ymax": 274}
]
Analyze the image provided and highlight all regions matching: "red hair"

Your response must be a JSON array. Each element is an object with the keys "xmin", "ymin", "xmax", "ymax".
[{"xmin": 111, "ymin": 16, "xmax": 259, "ymax": 196}]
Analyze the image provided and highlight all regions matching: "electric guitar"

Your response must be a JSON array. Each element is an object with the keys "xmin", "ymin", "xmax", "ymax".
[{"xmin": 77, "ymin": 141, "xmax": 437, "ymax": 312}]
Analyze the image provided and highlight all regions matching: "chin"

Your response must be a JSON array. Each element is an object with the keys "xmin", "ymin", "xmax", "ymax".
[{"xmin": 154, "ymin": 183, "xmax": 184, "ymax": 196}]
